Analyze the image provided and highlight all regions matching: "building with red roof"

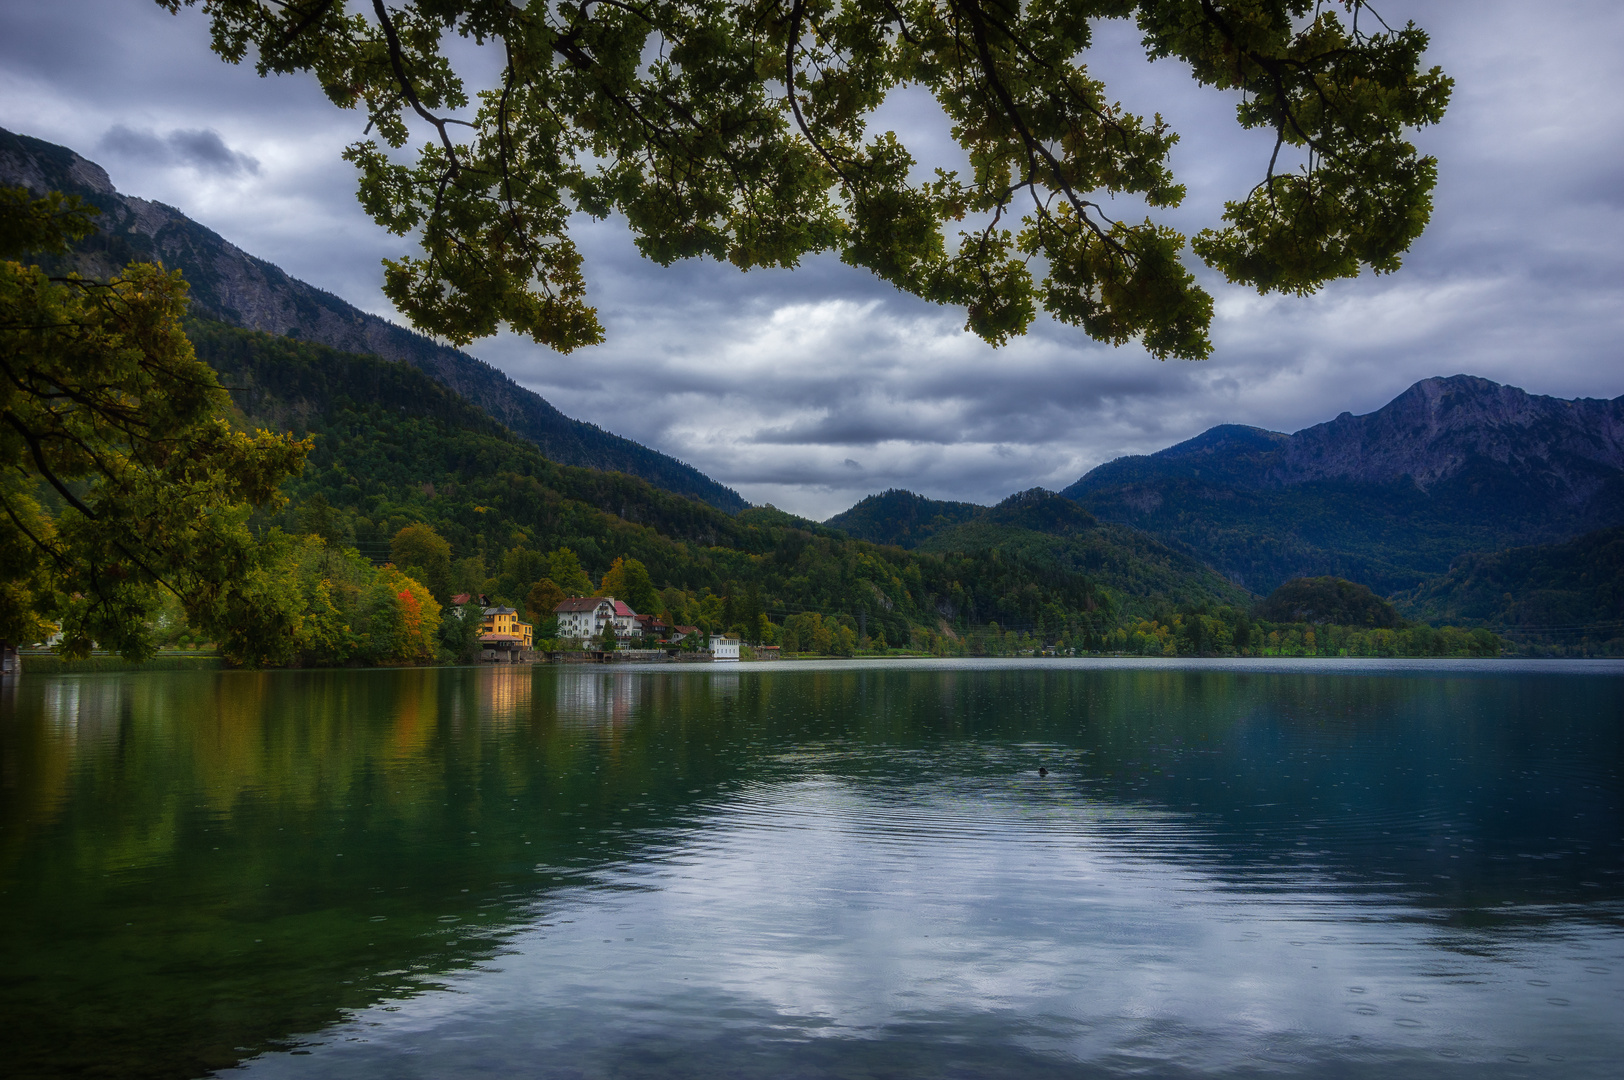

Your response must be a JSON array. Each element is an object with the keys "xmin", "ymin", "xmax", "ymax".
[{"xmin": 554, "ymin": 597, "xmax": 615, "ymax": 642}]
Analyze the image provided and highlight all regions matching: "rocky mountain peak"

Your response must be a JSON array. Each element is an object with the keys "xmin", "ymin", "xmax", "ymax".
[{"xmin": 1279, "ymin": 374, "xmax": 1624, "ymax": 491}]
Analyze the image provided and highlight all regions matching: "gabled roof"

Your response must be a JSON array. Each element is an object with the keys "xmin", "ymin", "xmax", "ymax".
[
  {"xmin": 451, "ymin": 592, "xmax": 471, "ymax": 606},
  {"xmin": 483, "ymin": 606, "xmax": 517, "ymax": 615},
  {"xmin": 612, "ymin": 600, "xmax": 637, "ymax": 617},
  {"xmin": 555, "ymin": 596, "xmax": 610, "ymax": 613},
  {"xmin": 674, "ymin": 625, "xmax": 700, "ymax": 635}
]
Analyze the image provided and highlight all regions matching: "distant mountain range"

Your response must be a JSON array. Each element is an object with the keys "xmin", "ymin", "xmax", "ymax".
[
  {"xmin": 830, "ymin": 488, "xmax": 1249, "ymax": 613},
  {"xmin": 0, "ymin": 127, "xmax": 747, "ymax": 513},
  {"xmin": 8, "ymin": 126, "xmax": 1618, "ymax": 629},
  {"xmin": 187, "ymin": 319, "xmax": 1247, "ymax": 639},
  {"xmin": 822, "ymin": 376, "xmax": 1624, "ymax": 613},
  {"xmin": 1059, "ymin": 375, "xmax": 1624, "ymax": 593}
]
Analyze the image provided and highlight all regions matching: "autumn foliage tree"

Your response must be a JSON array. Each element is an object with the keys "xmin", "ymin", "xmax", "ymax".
[
  {"xmin": 161, "ymin": 0, "xmax": 1449, "ymax": 360},
  {"xmin": 600, "ymin": 555, "xmax": 661, "ymax": 614}
]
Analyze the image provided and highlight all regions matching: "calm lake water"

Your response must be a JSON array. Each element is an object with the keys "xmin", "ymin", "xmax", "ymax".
[{"xmin": 2, "ymin": 659, "xmax": 1622, "ymax": 1079}]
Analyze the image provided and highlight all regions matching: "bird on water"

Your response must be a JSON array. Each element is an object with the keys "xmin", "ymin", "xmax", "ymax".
[{"xmin": 1038, "ymin": 767, "xmax": 1048, "ymax": 777}]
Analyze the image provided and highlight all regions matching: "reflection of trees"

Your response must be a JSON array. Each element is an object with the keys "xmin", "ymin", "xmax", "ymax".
[
  {"xmin": 0, "ymin": 666, "xmax": 777, "ymax": 1079},
  {"xmin": 0, "ymin": 665, "xmax": 1617, "ymax": 1079}
]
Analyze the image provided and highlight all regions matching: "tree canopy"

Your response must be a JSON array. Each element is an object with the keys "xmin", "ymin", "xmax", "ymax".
[
  {"xmin": 162, "ymin": 0, "xmax": 1449, "ymax": 359},
  {"xmin": 0, "ymin": 187, "xmax": 310, "ymax": 658},
  {"xmin": 601, "ymin": 554, "xmax": 662, "ymax": 613},
  {"xmin": 1255, "ymin": 574, "xmax": 1402, "ymax": 628}
]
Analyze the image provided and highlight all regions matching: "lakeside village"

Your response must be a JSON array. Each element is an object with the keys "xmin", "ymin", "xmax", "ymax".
[
  {"xmin": 7, "ymin": 535, "xmax": 1505, "ymax": 673},
  {"xmin": 472, "ymin": 595, "xmax": 749, "ymax": 664}
]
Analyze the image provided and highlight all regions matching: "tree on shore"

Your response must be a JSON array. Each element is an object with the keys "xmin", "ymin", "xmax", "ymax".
[
  {"xmin": 391, "ymin": 522, "xmax": 453, "ymax": 600},
  {"xmin": 159, "ymin": 0, "xmax": 1449, "ymax": 360},
  {"xmin": 0, "ymin": 187, "xmax": 309, "ymax": 661},
  {"xmin": 525, "ymin": 578, "xmax": 566, "ymax": 625},
  {"xmin": 601, "ymin": 556, "xmax": 661, "ymax": 614}
]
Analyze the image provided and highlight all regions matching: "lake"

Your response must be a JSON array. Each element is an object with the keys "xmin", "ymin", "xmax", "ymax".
[{"xmin": 2, "ymin": 659, "xmax": 1621, "ymax": 1079}]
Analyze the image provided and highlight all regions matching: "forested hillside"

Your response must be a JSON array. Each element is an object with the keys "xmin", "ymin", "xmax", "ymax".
[
  {"xmin": 0, "ymin": 127, "xmax": 747, "ymax": 512},
  {"xmin": 1063, "ymin": 377, "xmax": 1624, "ymax": 594},
  {"xmin": 825, "ymin": 490, "xmax": 986, "ymax": 548},
  {"xmin": 916, "ymin": 489, "xmax": 1251, "ymax": 613},
  {"xmin": 1396, "ymin": 527, "xmax": 1624, "ymax": 656},
  {"xmin": 198, "ymin": 322, "xmax": 1148, "ymax": 651}
]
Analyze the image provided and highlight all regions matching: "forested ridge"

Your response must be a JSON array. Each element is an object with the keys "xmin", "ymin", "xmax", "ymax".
[
  {"xmin": 1059, "ymin": 379, "xmax": 1624, "ymax": 595},
  {"xmin": 197, "ymin": 321, "xmax": 1138, "ymax": 652},
  {"xmin": 174, "ymin": 321, "xmax": 1504, "ymax": 663},
  {"xmin": 0, "ymin": 126, "xmax": 749, "ymax": 513},
  {"xmin": 1395, "ymin": 527, "xmax": 1624, "ymax": 656}
]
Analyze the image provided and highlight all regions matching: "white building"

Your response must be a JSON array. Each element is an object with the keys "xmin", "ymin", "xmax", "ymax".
[
  {"xmin": 554, "ymin": 597, "xmax": 616, "ymax": 642},
  {"xmin": 710, "ymin": 634, "xmax": 741, "ymax": 661}
]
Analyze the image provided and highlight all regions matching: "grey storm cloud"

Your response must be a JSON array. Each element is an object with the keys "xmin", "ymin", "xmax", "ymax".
[
  {"xmin": 3, "ymin": 0, "xmax": 1622, "ymax": 519},
  {"xmin": 100, "ymin": 124, "xmax": 260, "ymax": 176}
]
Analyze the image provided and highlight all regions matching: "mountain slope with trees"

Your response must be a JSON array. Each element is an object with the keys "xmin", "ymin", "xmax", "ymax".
[
  {"xmin": 0, "ymin": 127, "xmax": 747, "ymax": 513},
  {"xmin": 824, "ymin": 489, "xmax": 986, "ymax": 548},
  {"xmin": 197, "ymin": 322, "xmax": 1169, "ymax": 651},
  {"xmin": 1395, "ymin": 526, "xmax": 1624, "ymax": 655},
  {"xmin": 916, "ymin": 489, "xmax": 1252, "ymax": 614},
  {"xmin": 1061, "ymin": 376, "xmax": 1624, "ymax": 594}
]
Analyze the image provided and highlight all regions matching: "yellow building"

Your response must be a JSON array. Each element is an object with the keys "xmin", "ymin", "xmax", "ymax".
[{"xmin": 478, "ymin": 606, "xmax": 533, "ymax": 649}]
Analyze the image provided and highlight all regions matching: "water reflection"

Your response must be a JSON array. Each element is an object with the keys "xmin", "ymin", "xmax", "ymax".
[
  {"xmin": 1, "ymin": 661, "xmax": 1621, "ymax": 1079},
  {"xmin": 554, "ymin": 670, "xmax": 641, "ymax": 731},
  {"xmin": 478, "ymin": 665, "xmax": 532, "ymax": 731}
]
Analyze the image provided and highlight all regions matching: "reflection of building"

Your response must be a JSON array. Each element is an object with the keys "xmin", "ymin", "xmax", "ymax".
[
  {"xmin": 480, "ymin": 665, "xmax": 533, "ymax": 728},
  {"xmin": 555, "ymin": 671, "xmax": 641, "ymax": 728},
  {"xmin": 708, "ymin": 671, "xmax": 740, "ymax": 700}
]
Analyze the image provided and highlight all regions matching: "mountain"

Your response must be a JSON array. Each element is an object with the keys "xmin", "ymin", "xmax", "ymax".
[
  {"xmin": 1062, "ymin": 376, "xmax": 1624, "ymax": 594},
  {"xmin": 822, "ymin": 486, "xmax": 1249, "ymax": 614},
  {"xmin": 823, "ymin": 487, "xmax": 1111, "ymax": 551},
  {"xmin": 0, "ymin": 127, "xmax": 746, "ymax": 513},
  {"xmin": 824, "ymin": 489, "xmax": 985, "ymax": 547},
  {"xmin": 205, "ymin": 321, "xmax": 1260, "ymax": 636},
  {"xmin": 1394, "ymin": 526, "xmax": 1624, "ymax": 654},
  {"xmin": 194, "ymin": 320, "xmax": 1146, "ymax": 644},
  {"xmin": 915, "ymin": 489, "xmax": 1252, "ymax": 615}
]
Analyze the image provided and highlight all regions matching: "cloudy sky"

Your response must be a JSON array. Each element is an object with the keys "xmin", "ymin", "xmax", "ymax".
[{"xmin": 3, "ymin": 1, "xmax": 1621, "ymax": 518}]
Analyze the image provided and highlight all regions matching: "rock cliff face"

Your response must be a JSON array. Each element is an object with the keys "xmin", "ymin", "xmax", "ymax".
[
  {"xmin": 0, "ymin": 127, "xmax": 746, "ymax": 513},
  {"xmin": 1062, "ymin": 376, "xmax": 1624, "ymax": 594},
  {"xmin": 1275, "ymin": 376, "xmax": 1624, "ymax": 500}
]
